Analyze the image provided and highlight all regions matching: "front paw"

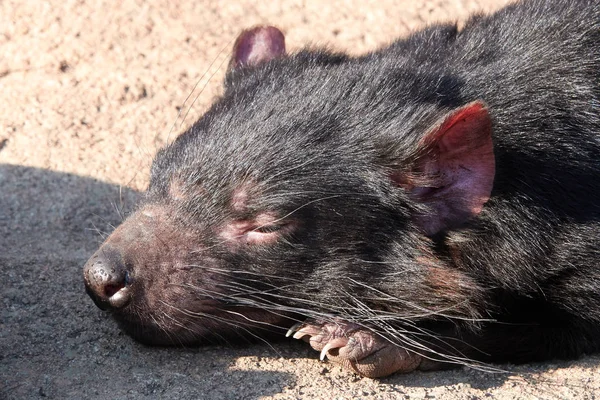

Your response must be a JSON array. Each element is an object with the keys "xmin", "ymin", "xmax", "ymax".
[{"xmin": 287, "ymin": 319, "xmax": 422, "ymax": 378}]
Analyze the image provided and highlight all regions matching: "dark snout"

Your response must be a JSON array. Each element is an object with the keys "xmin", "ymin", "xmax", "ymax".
[{"xmin": 83, "ymin": 246, "xmax": 131, "ymax": 311}]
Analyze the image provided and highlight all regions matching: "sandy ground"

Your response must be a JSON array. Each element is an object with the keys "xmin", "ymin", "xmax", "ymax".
[{"xmin": 2, "ymin": 0, "xmax": 600, "ymax": 398}]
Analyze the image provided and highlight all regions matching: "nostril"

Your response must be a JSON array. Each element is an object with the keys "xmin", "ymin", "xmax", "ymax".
[
  {"xmin": 103, "ymin": 270, "xmax": 132, "ymax": 298},
  {"xmin": 83, "ymin": 248, "xmax": 132, "ymax": 311},
  {"xmin": 105, "ymin": 282, "xmax": 124, "ymax": 298}
]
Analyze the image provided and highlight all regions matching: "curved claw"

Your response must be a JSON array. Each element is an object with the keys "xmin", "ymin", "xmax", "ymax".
[
  {"xmin": 285, "ymin": 318, "xmax": 425, "ymax": 378},
  {"xmin": 287, "ymin": 324, "xmax": 323, "ymax": 341},
  {"xmin": 319, "ymin": 337, "xmax": 349, "ymax": 361},
  {"xmin": 320, "ymin": 344, "xmax": 331, "ymax": 361},
  {"xmin": 285, "ymin": 322, "xmax": 303, "ymax": 338},
  {"xmin": 292, "ymin": 330, "xmax": 310, "ymax": 340}
]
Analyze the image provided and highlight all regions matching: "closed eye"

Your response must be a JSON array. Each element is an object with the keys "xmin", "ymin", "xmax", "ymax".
[
  {"xmin": 246, "ymin": 222, "xmax": 291, "ymax": 244},
  {"xmin": 219, "ymin": 215, "xmax": 296, "ymax": 246},
  {"xmin": 252, "ymin": 224, "xmax": 283, "ymax": 233}
]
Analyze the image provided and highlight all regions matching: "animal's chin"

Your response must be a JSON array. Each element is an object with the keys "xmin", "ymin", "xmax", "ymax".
[{"xmin": 112, "ymin": 306, "xmax": 297, "ymax": 346}]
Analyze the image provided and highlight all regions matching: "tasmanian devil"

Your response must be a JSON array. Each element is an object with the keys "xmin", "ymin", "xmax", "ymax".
[{"xmin": 83, "ymin": 0, "xmax": 600, "ymax": 378}]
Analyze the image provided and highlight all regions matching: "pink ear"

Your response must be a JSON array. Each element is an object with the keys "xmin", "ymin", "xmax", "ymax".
[
  {"xmin": 399, "ymin": 101, "xmax": 495, "ymax": 235},
  {"xmin": 231, "ymin": 26, "xmax": 286, "ymax": 68}
]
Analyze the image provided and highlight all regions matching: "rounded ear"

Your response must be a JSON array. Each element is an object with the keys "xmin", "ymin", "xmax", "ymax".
[
  {"xmin": 394, "ymin": 101, "xmax": 496, "ymax": 235},
  {"xmin": 229, "ymin": 26, "xmax": 286, "ymax": 69}
]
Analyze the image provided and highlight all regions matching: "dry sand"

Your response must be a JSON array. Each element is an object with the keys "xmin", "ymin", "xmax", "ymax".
[{"xmin": 1, "ymin": 0, "xmax": 599, "ymax": 398}]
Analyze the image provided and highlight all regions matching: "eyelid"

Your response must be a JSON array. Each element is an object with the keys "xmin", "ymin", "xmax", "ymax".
[
  {"xmin": 219, "ymin": 215, "xmax": 295, "ymax": 245},
  {"xmin": 252, "ymin": 224, "xmax": 283, "ymax": 233},
  {"xmin": 245, "ymin": 221, "xmax": 294, "ymax": 245}
]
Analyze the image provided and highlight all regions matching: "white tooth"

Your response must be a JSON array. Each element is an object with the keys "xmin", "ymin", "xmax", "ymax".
[
  {"xmin": 320, "ymin": 342, "xmax": 336, "ymax": 361},
  {"xmin": 285, "ymin": 322, "xmax": 303, "ymax": 338}
]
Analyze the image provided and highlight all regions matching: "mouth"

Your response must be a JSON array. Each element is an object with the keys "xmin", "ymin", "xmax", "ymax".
[{"xmin": 109, "ymin": 299, "xmax": 299, "ymax": 346}]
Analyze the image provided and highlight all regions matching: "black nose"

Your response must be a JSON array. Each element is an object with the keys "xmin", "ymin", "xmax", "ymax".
[{"xmin": 83, "ymin": 247, "xmax": 132, "ymax": 310}]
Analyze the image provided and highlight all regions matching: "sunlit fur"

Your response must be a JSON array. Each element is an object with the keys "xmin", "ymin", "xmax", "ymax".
[{"xmin": 96, "ymin": 0, "xmax": 599, "ymax": 372}]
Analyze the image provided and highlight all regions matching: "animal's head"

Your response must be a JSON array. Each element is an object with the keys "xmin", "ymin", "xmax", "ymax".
[{"xmin": 83, "ymin": 26, "xmax": 494, "ymax": 346}]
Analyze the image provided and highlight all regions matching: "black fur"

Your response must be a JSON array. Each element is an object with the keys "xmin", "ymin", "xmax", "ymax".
[{"xmin": 84, "ymin": 0, "xmax": 600, "ymax": 373}]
